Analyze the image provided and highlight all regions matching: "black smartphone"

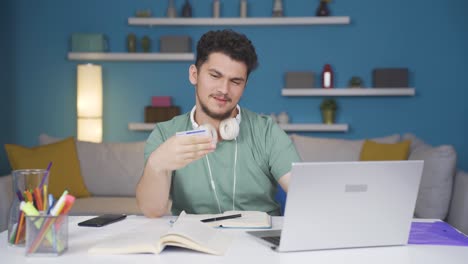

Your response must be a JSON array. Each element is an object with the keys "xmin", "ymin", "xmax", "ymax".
[{"xmin": 77, "ymin": 214, "xmax": 127, "ymax": 227}]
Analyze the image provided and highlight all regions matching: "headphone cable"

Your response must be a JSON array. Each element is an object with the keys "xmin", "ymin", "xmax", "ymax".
[
  {"xmin": 232, "ymin": 138, "xmax": 238, "ymax": 211},
  {"xmin": 205, "ymin": 155, "xmax": 223, "ymax": 214}
]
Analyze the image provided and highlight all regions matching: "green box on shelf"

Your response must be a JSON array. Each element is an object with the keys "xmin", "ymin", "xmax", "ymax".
[{"xmin": 71, "ymin": 33, "xmax": 108, "ymax": 52}]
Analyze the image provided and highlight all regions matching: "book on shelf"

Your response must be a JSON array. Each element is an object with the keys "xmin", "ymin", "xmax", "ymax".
[
  {"xmin": 184, "ymin": 210, "xmax": 272, "ymax": 229},
  {"xmin": 88, "ymin": 211, "xmax": 232, "ymax": 255}
]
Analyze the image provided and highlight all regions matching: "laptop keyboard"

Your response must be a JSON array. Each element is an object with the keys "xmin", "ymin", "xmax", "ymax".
[{"xmin": 261, "ymin": 236, "xmax": 281, "ymax": 246}]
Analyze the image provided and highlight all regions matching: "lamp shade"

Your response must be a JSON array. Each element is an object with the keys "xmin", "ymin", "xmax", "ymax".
[
  {"xmin": 77, "ymin": 64, "xmax": 102, "ymax": 118},
  {"xmin": 77, "ymin": 118, "xmax": 102, "ymax": 143},
  {"xmin": 77, "ymin": 64, "xmax": 103, "ymax": 142}
]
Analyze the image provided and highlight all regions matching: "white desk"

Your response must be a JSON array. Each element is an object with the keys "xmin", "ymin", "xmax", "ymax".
[{"xmin": 1, "ymin": 216, "xmax": 468, "ymax": 264}]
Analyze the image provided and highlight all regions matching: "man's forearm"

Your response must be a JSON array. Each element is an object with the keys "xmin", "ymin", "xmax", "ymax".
[{"xmin": 136, "ymin": 158, "xmax": 172, "ymax": 218}]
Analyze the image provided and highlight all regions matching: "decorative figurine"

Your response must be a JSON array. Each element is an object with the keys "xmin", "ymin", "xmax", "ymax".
[
  {"xmin": 141, "ymin": 36, "xmax": 151, "ymax": 52},
  {"xmin": 316, "ymin": 0, "xmax": 331, "ymax": 17},
  {"xmin": 240, "ymin": 0, "xmax": 248, "ymax": 18},
  {"xmin": 213, "ymin": 0, "xmax": 221, "ymax": 18},
  {"xmin": 272, "ymin": 0, "xmax": 283, "ymax": 17},
  {"xmin": 181, "ymin": 0, "xmax": 193, "ymax": 17},
  {"xmin": 127, "ymin": 33, "xmax": 137, "ymax": 53},
  {"xmin": 166, "ymin": 0, "xmax": 177, "ymax": 18}
]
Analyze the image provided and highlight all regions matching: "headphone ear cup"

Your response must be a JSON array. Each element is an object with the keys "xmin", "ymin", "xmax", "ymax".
[{"xmin": 219, "ymin": 118, "xmax": 239, "ymax": 140}]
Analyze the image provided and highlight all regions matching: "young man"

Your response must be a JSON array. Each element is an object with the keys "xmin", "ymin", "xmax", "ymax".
[{"xmin": 137, "ymin": 29, "xmax": 300, "ymax": 218}]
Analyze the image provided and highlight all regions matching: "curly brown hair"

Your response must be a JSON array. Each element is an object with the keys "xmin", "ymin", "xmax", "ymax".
[{"xmin": 195, "ymin": 29, "xmax": 258, "ymax": 77}]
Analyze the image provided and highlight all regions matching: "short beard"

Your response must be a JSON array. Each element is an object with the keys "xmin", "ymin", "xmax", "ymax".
[{"xmin": 197, "ymin": 94, "xmax": 235, "ymax": 121}]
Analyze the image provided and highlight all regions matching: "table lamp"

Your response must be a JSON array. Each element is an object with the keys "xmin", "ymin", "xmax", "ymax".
[{"xmin": 77, "ymin": 64, "xmax": 102, "ymax": 143}]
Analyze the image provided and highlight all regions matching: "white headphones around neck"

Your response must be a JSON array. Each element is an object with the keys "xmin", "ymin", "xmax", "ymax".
[
  {"xmin": 190, "ymin": 105, "xmax": 241, "ymax": 141},
  {"xmin": 189, "ymin": 105, "xmax": 241, "ymax": 213}
]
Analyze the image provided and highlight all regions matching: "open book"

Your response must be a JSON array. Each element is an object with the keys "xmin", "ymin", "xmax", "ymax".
[
  {"xmin": 88, "ymin": 212, "xmax": 232, "ymax": 255},
  {"xmin": 184, "ymin": 210, "xmax": 272, "ymax": 229}
]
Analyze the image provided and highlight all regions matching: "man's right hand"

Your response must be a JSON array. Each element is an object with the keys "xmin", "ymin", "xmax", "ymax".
[
  {"xmin": 148, "ymin": 134, "xmax": 216, "ymax": 172},
  {"xmin": 138, "ymin": 133, "xmax": 215, "ymax": 217}
]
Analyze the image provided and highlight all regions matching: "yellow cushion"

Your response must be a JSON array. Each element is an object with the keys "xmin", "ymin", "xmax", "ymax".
[
  {"xmin": 5, "ymin": 137, "xmax": 91, "ymax": 198},
  {"xmin": 359, "ymin": 140, "xmax": 411, "ymax": 161}
]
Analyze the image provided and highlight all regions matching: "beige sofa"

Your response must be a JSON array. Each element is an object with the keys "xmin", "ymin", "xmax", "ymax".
[
  {"xmin": 0, "ymin": 134, "xmax": 145, "ymax": 232},
  {"xmin": 290, "ymin": 133, "xmax": 468, "ymax": 234},
  {"xmin": 1, "ymin": 133, "xmax": 467, "ymax": 235}
]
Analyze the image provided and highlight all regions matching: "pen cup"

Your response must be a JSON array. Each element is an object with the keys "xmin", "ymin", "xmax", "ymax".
[
  {"xmin": 7, "ymin": 169, "xmax": 49, "ymax": 246},
  {"xmin": 25, "ymin": 214, "xmax": 68, "ymax": 256}
]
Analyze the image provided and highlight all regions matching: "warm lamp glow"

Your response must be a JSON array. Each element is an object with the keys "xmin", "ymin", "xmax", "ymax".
[
  {"xmin": 77, "ymin": 118, "xmax": 102, "ymax": 143},
  {"xmin": 77, "ymin": 64, "xmax": 103, "ymax": 142}
]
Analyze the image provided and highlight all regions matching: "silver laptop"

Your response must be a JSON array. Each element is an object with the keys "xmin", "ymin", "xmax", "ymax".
[{"xmin": 248, "ymin": 160, "xmax": 424, "ymax": 252}]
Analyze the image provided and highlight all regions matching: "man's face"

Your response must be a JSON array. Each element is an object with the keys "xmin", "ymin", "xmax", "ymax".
[{"xmin": 189, "ymin": 52, "xmax": 248, "ymax": 120}]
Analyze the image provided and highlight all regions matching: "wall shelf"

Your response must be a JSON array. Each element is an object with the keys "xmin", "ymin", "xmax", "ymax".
[
  {"xmin": 128, "ymin": 122, "xmax": 348, "ymax": 132},
  {"xmin": 279, "ymin": 123, "xmax": 348, "ymax": 132},
  {"xmin": 128, "ymin": 16, "xmax": 350, "ymax": 26},
  {"xmin": 67, "ymin": 52, "xmax": 195, "ymax": 61},
  {"xmin": 281, "ymin": 88, "xmax": 415, "ymax": 97}
]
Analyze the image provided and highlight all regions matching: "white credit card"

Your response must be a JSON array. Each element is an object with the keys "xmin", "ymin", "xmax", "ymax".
[{"xmin": 176, "ymin": 129, "xmax": 210, "ymax": 137}]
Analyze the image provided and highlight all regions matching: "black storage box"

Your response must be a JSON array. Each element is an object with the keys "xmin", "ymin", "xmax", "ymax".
[
  {"xmin": 285, "ymin": 72, "xmax": 315, "ymax": 88},
  {"xmin": 160, "ymin": 36, "xmax": 192, "ymax": 53},
  {"xmin": 145, "ymin": 106, "xmax": 181, "ymax": 123},
  {"xmin": 372, "ymin": 68, "xmax": 409, "ymax": 88}
]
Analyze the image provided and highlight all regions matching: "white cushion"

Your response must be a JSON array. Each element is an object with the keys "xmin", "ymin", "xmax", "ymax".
[
  {"xmin": 39, "ymin": 134, "xmax": 145, "ymax": 197},
  {"xmin": 290, "ymin": 134, "xmax": 401, "ymax": 162},
  {"xmin": 447, "ymin": 170, "xmax": 468, "ymax": 235},
  {"xmin": 403, "ymin": 133, "xmax": 456, "ymax": 220}
]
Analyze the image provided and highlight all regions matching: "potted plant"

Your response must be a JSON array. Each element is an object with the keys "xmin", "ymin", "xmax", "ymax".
[
  {"xmin": 349, "ymin": 76, "xmax": 363, "ymax": 88},
  {"xmin": 320, "ymin": 98, "xmax": 337, "ymax": 124}
]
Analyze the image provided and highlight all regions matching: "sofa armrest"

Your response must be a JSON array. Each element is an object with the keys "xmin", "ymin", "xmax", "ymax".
[
  {"xmin": 447, "ymin": 170, "xmax": 468, "ymax": 235},
  {"xmin": 0, "ymin": 174, "xmax": 13, "ymax": 232}
]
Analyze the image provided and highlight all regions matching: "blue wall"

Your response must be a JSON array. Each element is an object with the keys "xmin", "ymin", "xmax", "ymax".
[
  {"xmin": 0, "ymin": 1, "xmax": 15, "ymax": 175},
  {"xmin": 1, "ymin": 0, "xmax": 467, "ymax": 175}
]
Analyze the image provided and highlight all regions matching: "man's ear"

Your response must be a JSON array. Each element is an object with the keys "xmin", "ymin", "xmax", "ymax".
[{"xmin": 189, "ymin": 64, "xmax": 198, "ymax": 85}]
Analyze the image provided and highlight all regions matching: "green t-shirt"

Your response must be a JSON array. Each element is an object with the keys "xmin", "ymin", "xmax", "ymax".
[{"xmin": 144, "ymin": 108, "xmax": 300, "ymax": 216}]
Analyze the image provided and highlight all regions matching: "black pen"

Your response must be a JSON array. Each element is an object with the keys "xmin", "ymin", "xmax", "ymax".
[{"xmin": 200, "ymin": 213, "xmax": 242, "ymax": 223}]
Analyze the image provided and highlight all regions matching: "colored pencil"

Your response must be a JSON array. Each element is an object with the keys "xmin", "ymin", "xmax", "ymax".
[
  {"xmin": 40, "ymin": 162, "xmax": 52, "ymax": 188},
  {"xmin": 34, "ymin": 188, "xmax": 43, "ymax": 211},
  {"xmin": 14, "ymin": 212, "xmax": 25, "ymax": 244}
]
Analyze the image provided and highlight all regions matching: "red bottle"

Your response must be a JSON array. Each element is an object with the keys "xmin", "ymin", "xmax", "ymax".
[{"xmin": 322, "ymin": 64, "xmax": 334, "ymax": 88}]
